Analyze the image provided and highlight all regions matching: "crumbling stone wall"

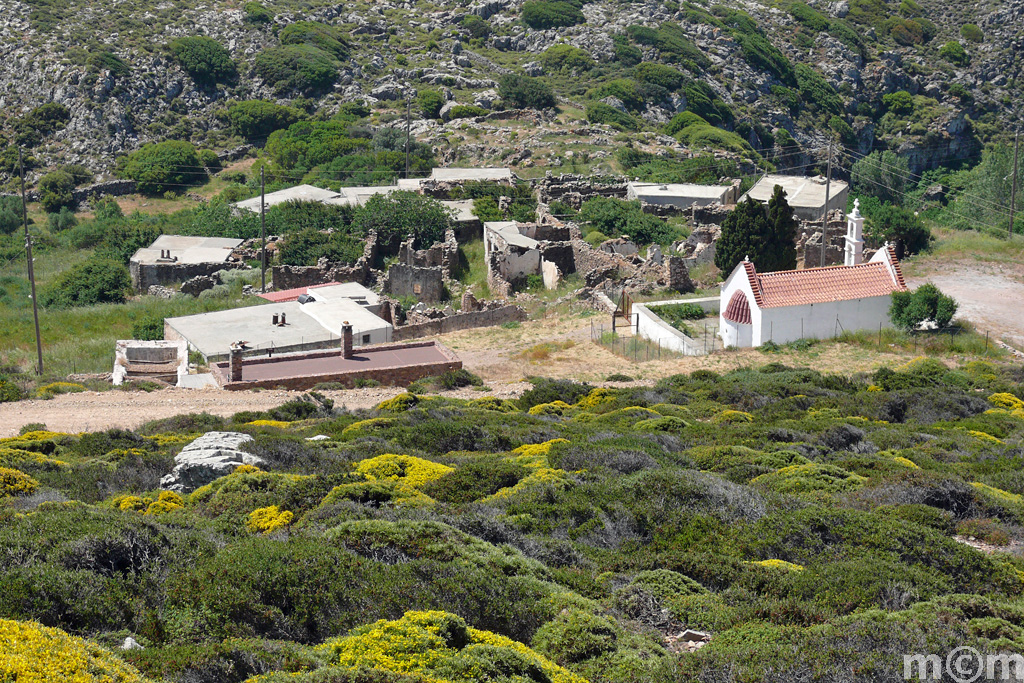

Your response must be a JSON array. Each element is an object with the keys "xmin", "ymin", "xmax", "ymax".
[
  {"xmin": 270, "ymin": 231, "xmax": 378, "ymax": 290},
  {"xmin": 384, "ymin": 264, "xmax": 445, "ymax": 303},
  {"xmin": 130, "ymin": 260, "xmax": 246, "ymax": 293},
  {"xmin": 798, "ymin": 211, "xmax": 847, "ymax": 267},
  {"xmin": 397, "ymin": 229, "xmax": 458, "ymax": 278},
  {"xmin": 535, "ymin": 173, "xmax": 627, "ymax": 208},
  {"xmin": 689, "ymin": 202, "xmax": 733, "ymax": 226},
  {"xmin": 393, "ymin": 305, "xmax": 527, "ymax": 340},
  {"xmin": 539, "ymin": 243, "xmax": 575, "ymax": 277}
]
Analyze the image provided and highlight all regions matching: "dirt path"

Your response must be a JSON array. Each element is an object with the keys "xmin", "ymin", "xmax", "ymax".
[{"xmin": 905, "ymin": 261, "xmax": 1024, "ymax": 348}]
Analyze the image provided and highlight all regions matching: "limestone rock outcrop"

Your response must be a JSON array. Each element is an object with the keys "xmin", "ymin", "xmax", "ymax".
[{"xmin": 160, "ymin": 431, "xmax": 260, "ymax": 494}]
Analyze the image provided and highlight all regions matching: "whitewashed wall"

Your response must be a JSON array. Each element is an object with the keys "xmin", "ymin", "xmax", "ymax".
[{"xmin": 756, "ymin": 295, "xmax": 894, "ymax": 345}]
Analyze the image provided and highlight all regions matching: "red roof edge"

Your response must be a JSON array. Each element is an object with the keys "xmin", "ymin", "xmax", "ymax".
[
  {"xmin": 886, "ymin": 244, "xmax": 907, "ymax": 290},
  {"xmin": 741, "ymin": 260, "xmax": 765, "ymax": 308}
]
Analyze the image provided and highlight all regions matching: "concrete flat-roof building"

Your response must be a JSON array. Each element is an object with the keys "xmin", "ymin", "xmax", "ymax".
[
  {"xmin": 165, "ymin": 283, "xmax": 392, "ymax": 362},
  {"xmin": 430, "ymin": 167, "xmax": 514, "ymax": 183},
  {"xmin": 232, "ymin": 185, "xmax": 341, "ymax": 213},
  {"xmin": 130, "ymin": 235, "xmax": 244, "ymax": 292},
  {"xmin": 741, "ymin": 175, "xmax": 849, "ymax": 221},
  {"xmin": 626, "ymin": 182, "xmax": 739, "ymax": 209}
]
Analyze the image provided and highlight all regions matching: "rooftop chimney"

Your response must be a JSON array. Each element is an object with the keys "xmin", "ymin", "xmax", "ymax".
[
  {"xmin": 229, "ymin": 344, "xmax": 243, "ymax": 382},
  {"xmin": 342, "ymin": 321, "xmax": 353, "ymax": 359}
]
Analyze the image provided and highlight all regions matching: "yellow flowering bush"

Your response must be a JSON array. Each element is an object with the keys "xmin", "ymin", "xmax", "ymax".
[
  {"xmin": 145, "ymin": 491, "xmax": 184, "ymax": 515},
  {"xmin": 892, "ymin": 456, "xmax": 920, "ymax": 469},
  {"xmin": 104, "ymin": 448, "xmax": 148, "ymax": 462},
  {"xmin": 867, "ymin": 384, "xmax": 884, "ymax": 392},
  {"xmin": 751, "ymin": 463, "xmax": 867, "ymax": 494},
  {"xmin": 467, "ymin": 396, "xmax": 518, "ymax": 412},
  {"xmin": 0, "ymin": 447, "xmax": 66, "ymax": 470},
  {"xmin": 965, "ymin": 430, "xmax": 1005, "ymax": 445},
  {"xmin": 510, "ymin": 439, "xmax": 569, "ymax": 467},
  {"xmin": 341, "ymin": 417, "xmax": 395, "ymax": 438},
  {"xmin": 357, "ymin": 454, "xmax": 453, "ymax": 488},
  {"xmin": 144, "ymin": 433, "xmax": 197, "ymax": 447},
  {"xmin": 970, "ymin": 482, "xmax": 1023, "ymax": 505},
  {"xmin": 528, "ymin": 400, "xmax": 573, "ymax": 416},
  {"xmin": 234, "ymin": 463, "xmax": 262, "ymax": 474},
  {"xmin": 0, "ymin": 467, "xmax": 39, "ymax": 496},
  {"xmin": 376, "ymin": 392, "xmax": 419, "ymax": 413},
  {"xmin": 247, "ymin": 505, "xmax": 294, "ymax": 534},
  {"xmin": 0, "ymin": 619, "xmax": 157, "ymax": 682},
  {"xmin": 0, "ymin": 430, "xmax": 72, "ymax": 444},
  {"xmin": 989, "ymin": 393, "xmax": 1024, "ymax": 411},
  {"xmin": 318, "ymin": 610, "xmax": 588, "ymax": 683},
  {"xmin": 714, "ymin": 409, "xmax": 754, "ymax": 424},
  {"xmin": 35, "ymin": 382, "xmax": 87, "ymax": 399},
  {"xmin": 575, "ymin": 388, "xmax": 617, "ymax": 411},
  {"xmin": 750, "ymin": 559, "xmax": 804, "ymax": 572},
  {"xmin": 245, "ymin": 419, "xmax": 293, "ymax": 428},
  {"xmin": 114, "ymin": 495, "xmax": 148, "ymax": 512}
]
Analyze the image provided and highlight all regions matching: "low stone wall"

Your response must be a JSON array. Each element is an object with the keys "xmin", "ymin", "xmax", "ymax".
[
  {"xmin": 535, "ymin": 173, "xmax": 628, "ymax": 208},
  {"xmin": 131, "ymin": 260, "xmax": 246, "ymax": 293},
  {"xmin": 213, "ymin": 341, "xmax": 462, "ymax": 391},
  {"xmin": 392, "ymin": 305, "xmax": 526, "ymax": 341}
]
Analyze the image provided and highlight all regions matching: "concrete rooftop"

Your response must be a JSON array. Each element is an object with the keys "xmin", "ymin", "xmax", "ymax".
[
  {"xmin": 743, "ymin": 175, "xmax": 850, "ymax": 208},
  {"xmin": 167, "ymin": 302, "xmax": 332, "ymax": 358},
  {"xmin": 430, "ymin": 167, "xmax": 513, "ymax": 183},
  {"xmin": 628, "ymin": 182, "xmax": 730, "ymax": 199},
  {"xmin": 485, "ymin": 221, "xmax": 538, "ymax": 250},
  {"xmin": 232, "ymin": 184, "xmax": 341, "ymax": 213},
  {"xmin": 131, "ymin": 235, "xmax": 242, "ymax": 266}
]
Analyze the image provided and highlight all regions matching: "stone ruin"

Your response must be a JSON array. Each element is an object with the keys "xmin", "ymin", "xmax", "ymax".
[{"xmin": 270, "ymin": 231, "xmax": 379, "ymax": 290}]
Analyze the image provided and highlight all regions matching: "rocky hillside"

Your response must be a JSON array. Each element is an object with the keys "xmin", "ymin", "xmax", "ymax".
[{"xmin": 1, "ymin": 0, "xmax": 1022, "ymax": 184}]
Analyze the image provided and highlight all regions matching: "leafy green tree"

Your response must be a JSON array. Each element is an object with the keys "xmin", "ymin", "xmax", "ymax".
[
  {"xmin": 945, "ymin": 143, "xmax": 1021, "ymax": 233},
  {"xmin": 0, "ymin": 196, "xmax": 21, "ymax": 235},
  {"xmin": 419, "ymin": 90, "xmax": 445, "ymax": 119},
  {"xmin": 37, "ymin": 170, "xmax": 76, "ymax": 213},
  {"xmin": 960, "ymin": 24, "xmax": 983, "ymax": 43},
  {"xmin": 352, "ymin": 191, "xmax": 452, "ymax": 252},
  {"xmin": 118, "ymin": 141, "xmax": 204, "ymax": 195},
  {"xmin": 252, "ymin": 45, "xmax": 339, "ymax": 95},
  {"xmin": 715, "ymin": 198, "xmax": 769, "ymax": 275},
  {"xmin": 578, "ymin": 197, "xmax": 637, "ymax": 238},
  {"xmin": 40, "ymin": 257, "xmax": 131, "ymax": 308},
  {"xmin": 851, "ymin": 150, "xmax": 908, "ymax": 204},
  {"xmin": 226, "ymin": 100, "xmax": 305, "ymax": 140},
  {"xmin": 168, "ymin": 36, "xmax": 237, "ymax": 86},
  {"xmin": 277, "ymin": 228, "xmax": 363, "ymax": 266},
  {"xmin": 48, "ymin": 206, "xmax": 78, "ymax": 232},
  {"xmin": 890, "ymin": 283, "xmax": 958, "ymax": 330},
  {"xmin": 624, "ymin": 211, "xmax": 676, "ymax": 246},
  {"xmin": 865, "ymin": 203, "xmax": 931, "ymax": 258},
  {"xmin": 132, "ymin": 316, "xmax": 165, "ymax": 341},
  {"xmin": 498, "ymin": 74, "xmax": 556, "ymax": 109}
]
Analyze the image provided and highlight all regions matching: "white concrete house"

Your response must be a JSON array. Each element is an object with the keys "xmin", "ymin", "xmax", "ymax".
[
  {"xmin": 741, "ymin": 174, "xmax": 849, "ymax": 222},
  {"xmin": 626, "ymin": 181, "xmax": 739, "ymax": 209},
  {"xmin": 719, "ymin": 202, "xmax": 907, "ymax": 348}
]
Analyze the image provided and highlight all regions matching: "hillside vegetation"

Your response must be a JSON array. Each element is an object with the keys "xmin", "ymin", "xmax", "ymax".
[{"xmin": 2, "ymin": 362, "xmax": 1024, "ymax": 681}]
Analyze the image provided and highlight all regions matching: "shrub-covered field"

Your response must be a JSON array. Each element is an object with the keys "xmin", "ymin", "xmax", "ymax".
[{"xmin": 2, "ymin": 360, "xmax": 1024, "ymax": 682}]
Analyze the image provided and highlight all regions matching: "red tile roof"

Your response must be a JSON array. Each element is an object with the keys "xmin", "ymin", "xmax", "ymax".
[
  {"xmin": 740, "ymin": 248, "xmax": 907, "ymax": 309},
  {"xmin": 257, "ymin": 283, "xmax": 339, "ymax": 303},
  {"xmin": 723, "ymin": 290, "xmax": 752, "ymax": 324}
]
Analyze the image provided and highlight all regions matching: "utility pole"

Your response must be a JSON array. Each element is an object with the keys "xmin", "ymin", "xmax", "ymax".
[
  {"xmin": 405, "ymin": 95, "xmax": 412, "ymax": 179},
  {"xmin": 1010, "ymin": 130, "xmax": 1020, "ymax": 239},
  {"xmin": 820, "ymin": 139, "xmax": 834, "ymax": 268},
  {"xmin": 19, "ymin": 149, "xmax": 43, "ymax": 375},
  {"xmin": 260, "ymin": 165, "xmax": 266, "ymax": 293}
]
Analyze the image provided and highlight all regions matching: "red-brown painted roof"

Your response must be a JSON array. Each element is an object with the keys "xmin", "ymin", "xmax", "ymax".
[
  {"xmin": 723, "ymin": 290, "xmax": 752, "ymax": 324},
  {"xmin": 257, "ymin": 283, "xmax": 337, "ymax": 303},
  {"xmin": 738, "ymin": 247, "xmax": 907, "ymax": 309}
]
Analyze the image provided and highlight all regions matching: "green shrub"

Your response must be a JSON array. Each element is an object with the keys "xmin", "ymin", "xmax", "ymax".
[
  {"xmin": 532, "ymin": 608, "xmax": 618, "ymax": 663},
  {"xmin": 882, "ymin": 90, "xmax": 915, "ymax": 115},
  {"xmin": 521, "ymin": 1, "xmax": 585, "ymax": 29},
  {"xmin": 627, "ymin": 23, "xmax": 710, "ymax": 71},
  {"xmin": 789, "ymin": 2, "xmax": 829, "ymax": 32},
  {"xmin": 279, "ymin": 21, "xmax": 351, "ymax": 60},
  {"xmin": 461, "ymin": 14, "xmax": 492, "ymax": 38},
  {"xmin": 939, "ymin": 40, "xmax": 970, "ymax": 66},
  {"xmin": 585, "ymin": 103, "xmax": 640, "ymax": 131},
  {"xmin": 829, "ymin": 115, "xmax": 855, "ymax": 144},
  {"xmin": 168, "ymin": 36, "xmax": 237, "ymax": 86},
  {"xmin": 890, "ymin": 283, "xmax": 958, "ymax": 330},
  {"xmin": 418, "ymin": 90, "xmax": 444, "ymax": 119},
  {"xmin": 633, "ymin": 62, "xmax": 685, "ymax": 90},
  {"xmin": 445, "ymin": 105, "xmax": 488, "ymax": 120},
  {"xmin": 252, "ymin": 45, "xmax": 339, "ymax": 95},
  {"xmin": 39, "ymin": 257, "xmax": 131, "ymax": 308},
  {"xmin": 47, "ymin": 207, "xmax": 78, "ymax": 232},
  {"xmin": 864, "ymin": 203, "xmax": 931, "ymax": 258},
  {"xmin": 277, "ymin": 227, "xmax": 363, "ymax": 266},
  {"xmin": 591, "ymin": 79, "xmax": 645, "ymax": 112},
  {"xmin": 0, "ymin": 376, "xmax": 23, "ymax": 403},
  {"xmin": 87, "ymin": 50, "xmax": 131, "ymax": 77},
  {"xmin": 423, "ymin": 455, "xmax": 529, "ymax": 504},
  {"xmin": 960, "ymin": 24, "xmax": 983, "ymax": 43},
  {"xmin": 37, "ymin": 170, "xmax": 76, "ymax": 213},
  {"xmin": 541, "ymin": 44, "xmax": 595, "ymax": 74},
  {"xmin": 352, "ymin": 191, "xmax": 451, "ymax": 252},
  {"xmin": 736, "ymin": 32, "xmax": 796, "ymax": 85},
  {"xmin": 612, "ymin": 35, "xmax": 642, "ymax": 66},
  {"xmin": 118, "ymin": 141, "xmax": 204, "ymax": 195},
  {"xmin": 243, "ymin": 2, "xmax": 274, "ymax": 24},
  {"xmin": 794, "ymin": 64, "xmax": 842, "ymax": 115},
  {"xmin": 498, "ymin": 74, "xmax": 556, "ymax": 109},
  {"xmin": 131, "ymin": 316, "xmax": 165, "ymax": 341},
  {"xmin": 226, "ymin": 100, "xmax": 304, "ymax": 140}
]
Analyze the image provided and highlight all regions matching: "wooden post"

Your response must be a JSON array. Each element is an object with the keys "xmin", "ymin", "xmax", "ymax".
[
  {"xmin": 20, "ymin": 149, "xmax": 43, "ymax": 375},
  {"xmin": 820, "ymin": 139, "xmax": 834, "ymax": 268}
]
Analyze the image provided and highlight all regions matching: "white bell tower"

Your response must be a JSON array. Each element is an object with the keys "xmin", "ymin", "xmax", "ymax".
[{"xmin": 845, "ymin": 198, "xmax": 865, "ymax": 266}]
